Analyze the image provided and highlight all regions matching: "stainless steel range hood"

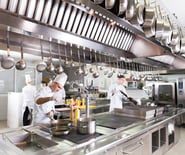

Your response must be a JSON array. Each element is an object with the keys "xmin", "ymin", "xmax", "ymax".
[{"xmin": 0, "ymin": 0, "xmax": 184, "ymax": 70}]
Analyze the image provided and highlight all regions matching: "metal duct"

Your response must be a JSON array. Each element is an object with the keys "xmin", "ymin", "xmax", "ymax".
[{"xmin": 0, "ymin": 0, "xmax": 136, "ymax": 55}]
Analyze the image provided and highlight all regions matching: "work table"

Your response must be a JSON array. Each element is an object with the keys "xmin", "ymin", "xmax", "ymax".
[{"xmin": 0, "ymin": 107, "xmax": 185, "ymax": 155}]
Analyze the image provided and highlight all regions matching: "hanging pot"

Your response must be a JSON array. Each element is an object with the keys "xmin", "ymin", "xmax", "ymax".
[
  {"xmin": 36, "ymin": 38, "xmax": 47, "ymax": 72},
  {"xmin": 1, "ymin": 30, "xmax": 15, "ymax": 70},
  {"xmin": 77, "ymin": 117, "xmax": 96, "ymax": 135},
  {"xmin": 125, "ymin": 0, "xmax": 135, "ymax": 20},
  {"xmin": 129, "ymin": 0, "xmax": 144, "ymax": 25},
  {"xmin": 15, "ymin": 39, "xmax": 26, "ymax": 70},
  {"xmin": 155, "ymin": 6, "xmax": 164, "ymax": 41},
  {"xmin": 105, "ymin": 0, "xmax": 116, "ymax": 9},
  {"xmin": 118, "ymin": 0, "xmax": 128, "ymax": 16}
]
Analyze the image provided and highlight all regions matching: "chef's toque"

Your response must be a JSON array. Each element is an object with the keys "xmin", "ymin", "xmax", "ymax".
[
  {"xmin": 53, "ymin": 72, "xmax": 68, "ymax": 86},
  {"xmin": 25, "ymin": 74, "xmax": 32, "ymax": 83}
]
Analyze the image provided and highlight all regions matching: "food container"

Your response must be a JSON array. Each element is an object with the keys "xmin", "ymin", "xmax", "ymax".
[{"xmin": 77, "ymin": 117, "xmax": 96, "ymax": 135}]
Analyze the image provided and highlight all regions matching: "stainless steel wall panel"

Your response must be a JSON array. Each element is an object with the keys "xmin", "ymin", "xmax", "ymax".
[
  {"xmin": 41, "ymin": 0, "xmax": 52, "ymax": 23},
  {"xmin": 71, "ymin": 9, "xmax": 83, "ymax": 33},
  {"xmin": 81, "ymin": 14, "xmax": 92, "ymax": 36},
  {"xmin": 76, "ymin": 12, "xmax": 87, "ymax": 35},
  {"xmin": 34, "ymin": 0, "xmax": 45, "ymax": 21},
  {"xmin": 55, "ymin": 1, "xmax": 66, "ymax": 27},
  {"xmin": 61, "ymin": 4, "xmax": 72, "ymax": 30},
  {"xmin": 48, "ymin": 0, "xmax": 60, "ymax": 25},
  {"xmin": 66, "ymin": 7, "xmax": 78, "ymax": 32},
  {"xmin": 86, "ymin": 16, "xmax": 97, "ymax": 38}
]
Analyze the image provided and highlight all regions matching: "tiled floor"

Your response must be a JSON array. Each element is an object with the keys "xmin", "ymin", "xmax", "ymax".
[{"xmin": 0, "ymin": 121, "xmax": 185, "ymax": 154}]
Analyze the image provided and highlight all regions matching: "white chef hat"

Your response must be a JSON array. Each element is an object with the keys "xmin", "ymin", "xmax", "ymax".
[
  {"xmin": 53, "ymin": 72, "xmax": 68, "ymax": 86},
  {"xmin": 25, "ymin": 74, "xmax": 32, "ymax": 83}
]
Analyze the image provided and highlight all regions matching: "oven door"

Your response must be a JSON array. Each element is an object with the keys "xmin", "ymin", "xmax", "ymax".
[{"xmin": 154, "ymin": 83, "xmax": 176, "ymax": 105}]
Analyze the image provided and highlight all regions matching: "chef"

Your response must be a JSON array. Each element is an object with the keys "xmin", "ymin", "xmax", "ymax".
[
  {"xmin": 22, "ymin": 75, "xmax": 36, "ymax": 126},
  {"xmin": 34, "ymin": 72, "xmax": 68, "ymax": 126},
  {"xmin": 108, "ymin": 73, "xmax": 128, "ymax": 112}
]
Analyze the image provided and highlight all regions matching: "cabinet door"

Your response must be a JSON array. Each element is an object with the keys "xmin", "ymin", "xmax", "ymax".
[{"xmin": 117, "ymin": 134, "xmax": 149, "ymax": 155}]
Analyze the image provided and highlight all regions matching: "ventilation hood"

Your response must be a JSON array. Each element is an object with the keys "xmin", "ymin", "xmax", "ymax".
[{"xmin": 0, "ymin": 0, "xmax": 185, "ymax": 70}]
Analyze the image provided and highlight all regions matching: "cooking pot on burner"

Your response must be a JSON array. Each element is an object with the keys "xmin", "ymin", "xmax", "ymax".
[{"xmin": 77, "ymin": 117, "xmax": 96, "ymax": 135}]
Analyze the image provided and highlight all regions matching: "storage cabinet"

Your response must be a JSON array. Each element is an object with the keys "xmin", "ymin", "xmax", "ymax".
[{"xmin": 117, "ymin": 134, "xmax": 150, "ymax": 155}]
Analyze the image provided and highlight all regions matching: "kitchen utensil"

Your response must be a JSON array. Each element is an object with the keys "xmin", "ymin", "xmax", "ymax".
[
  {"xmin": 92, "ymin": 52, "xmax": 100, "ymax": 78},
  {"xmin": 55, "ymin": 42, "xmax": 64, "ymax": 74},
  {"xmin": 46, "ymin": 39, "xmax": 55, "ymax": 73},
  {"xmin": 125, "ymin": 0, "xmax": 135, "ymax": 20},
  {"xmin": 77, "ymin": 117, "xmax": 96, "ymax": 135},
  {"xmin": 105, "ymin": 0, "xmax": 116, "ymax": 9},
  {"xmin": 36, "ymin": 37, "xmax": 47, "ymax": 72},
  {"xmin": 51, "ymin": 126, "xmax": 70, "ymax": 136},
  {"xmin": 129, "ymin": 0, "xmax": 144, "ymax": 25},
  {"xmin": 51, "ymin": 119, "xmax": 72, "ymax": 127},
  {"xmin": 1, "ymin": 28, "xmax": 15, "ymax": 70},
  {"xmin": 15, "ymin": 36, "xmax": 26, "ymax": 70}
]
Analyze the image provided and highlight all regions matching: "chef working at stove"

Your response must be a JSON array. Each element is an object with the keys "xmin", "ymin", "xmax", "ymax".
[
  {"xmin": 34, "ymin": 72, "xmax": 68, "ymax": 125},
  {"xmin": 108, "ymin": 73, "xmax": 135, "ymax": 112}
]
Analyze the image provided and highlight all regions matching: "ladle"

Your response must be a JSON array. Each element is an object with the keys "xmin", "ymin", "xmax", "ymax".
[
  {"xmin": 36, "ymin": 36, "xmax": 47, "ymax": 72},
  {"xmin": 76, "ymin": 46, "xmax": 84, "ymax": 75},
  {"xmin": 15, "ymin": 34, "xmax": 26, "ymax": 70},
  {"xmin": 92, "ymin": 51, "xmax": 99, "ymax": 78},
  {"xmin": 83, "ymin": 47, "xmax": 88, "ymax": 76},
  {"xmin": 1, "ymin": 27, "xmax": 15, "ymax": 70},
  {"xmin": 46, "ymin": 38, "xmax": 55, "ymax": 73},
  {"xmin": 55, "ymin": 41, "xmax": 64, "ymax": 74}
]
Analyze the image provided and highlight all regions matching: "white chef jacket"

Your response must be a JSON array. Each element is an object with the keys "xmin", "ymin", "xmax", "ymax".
[
  {"xmin": 108, "ymin": 83, "xmax": 128, "ymax": 112},
  {"xmin": 34, "ymin": 86, "xmax": 55, "ymax": 125},
  {"xmin": 53, "ymin": 87, "xmax": 66, "ymax": 105},
  {"xmin": 22, "ymin": 84, "xmax": 36, "ymax": 110}
]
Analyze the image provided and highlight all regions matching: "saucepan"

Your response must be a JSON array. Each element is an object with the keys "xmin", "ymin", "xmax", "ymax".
[{"xmin": 77, "ymin": 117, "xmax": 96, "ymax": 135}]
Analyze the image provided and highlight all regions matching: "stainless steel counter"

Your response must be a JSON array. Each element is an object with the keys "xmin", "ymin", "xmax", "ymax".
[{"xmin": 0, "ymin": 108, "xmax": 185, "ymax": 155}]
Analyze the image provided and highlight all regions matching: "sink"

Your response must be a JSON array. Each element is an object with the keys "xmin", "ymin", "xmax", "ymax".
[{"xmin": 3, "ymin": 129, "xmax": 58, "ymax": 153}]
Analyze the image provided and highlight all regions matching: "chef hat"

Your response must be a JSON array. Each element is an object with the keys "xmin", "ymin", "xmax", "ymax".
[
  {"xmin": 53, "ymin": 72, "xmax": 68, "ymax": 86},
  {"xmin": 117, "ymin": 73, "xmax": 125, "ymax": 78},
  {"xmin": 25, "ymin": 74, "xmax": 32, "ymax": 83}
]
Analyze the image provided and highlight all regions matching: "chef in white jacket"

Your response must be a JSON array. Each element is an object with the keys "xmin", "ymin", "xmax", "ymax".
[
  {"xmin": 22, "ymin": 75, "xmax": 37, "ymax": 126},
  {"xmin": 108, "ymin": 73, "xmax": 128, "ymax": 112},
  {"xmin": 34, "ymin": 72, "xmax": 68, "ymax": 126}
]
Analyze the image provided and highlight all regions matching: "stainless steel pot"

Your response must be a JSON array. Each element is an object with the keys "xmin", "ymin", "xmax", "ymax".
[
  {"xmin": 77, "ymin": 117, "xmax": 96, "ymax": 135},
  {"xmin": 105, "ymin": 0, "xmax": 116, "ymax": 9}
]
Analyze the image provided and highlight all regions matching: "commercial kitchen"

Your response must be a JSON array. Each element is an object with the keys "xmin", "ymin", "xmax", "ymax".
[{"xmin": 0, "ymin": 0, "xmax": 185, "ymax": 155}]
